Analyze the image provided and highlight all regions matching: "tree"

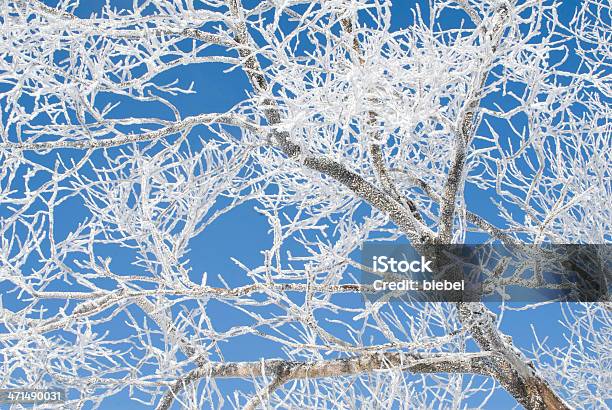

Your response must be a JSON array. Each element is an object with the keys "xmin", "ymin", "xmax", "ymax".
[{"xmin": 0, "ymin": 0, "xmax": 609, "ymax": 408}]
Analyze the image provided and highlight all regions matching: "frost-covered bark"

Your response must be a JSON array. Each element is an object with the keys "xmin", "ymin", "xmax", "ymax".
[{"xmin": 0, "ymin": 0, "xmax": 609, "ymax": 409}]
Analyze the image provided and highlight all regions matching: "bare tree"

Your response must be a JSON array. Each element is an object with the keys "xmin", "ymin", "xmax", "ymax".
[{"xmin": 0, "ymin": 0, "xmax": 610, "ymax": 409}]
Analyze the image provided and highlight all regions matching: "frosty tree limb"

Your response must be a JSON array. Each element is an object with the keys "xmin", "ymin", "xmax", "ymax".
[
  {"xmin": 0, "ymin": 0, "xmax": 608, "ymax": 409},
  {"xmin": 157, "ymin": 351, "xmax": 496, "ymax": 410},
  {"xmin": 457, "ymin": 303, "xmax": 571, "ymax": 409},
  {"xmin": 340, "ymin": 16, "xmax": 426, "ymax": 225},
  {"xmin": 391, "ymin": 169, "xmax": 523, "ymax": 247},
  {"xmin": 0, "ymin": 113, "xmax": 260, "ymax": 151},
  {"xmin": 208, "ymin": 2, "xmax": 572, "ymax": 409},
  {"xmin": 26, "ymin": 0, "xmax": 237, "ymax": 46},
  {"xmin": 437, "ymin": 3, "xmax": 511, "ymax": 243},
  {"xmin": 225, "ymin": 0, "xmax": 434, "ymax": 243}
]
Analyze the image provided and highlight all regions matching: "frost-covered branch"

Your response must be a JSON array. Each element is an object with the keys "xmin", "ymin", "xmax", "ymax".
[
  {"xmin": 437, "ymin": 2, "xmax": 510, "ymax": 243},
  {"xmin": 157, "ymin": 351, "xmax": 495, "ymax": 410},
  {"xmin": 1, "ymin": 113, "xmax": 260, "ymax": 151},
  {"xmin": 0, "ymin": 0, "xmax": 608, "ymax": 408}
]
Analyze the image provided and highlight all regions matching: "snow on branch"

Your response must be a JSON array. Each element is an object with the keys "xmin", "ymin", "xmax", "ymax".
[{"xmin": 0, "ymin": 0, "xmax": 608, "ymax": 409}]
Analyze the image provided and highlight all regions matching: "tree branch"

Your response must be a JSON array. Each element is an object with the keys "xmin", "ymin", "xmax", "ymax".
[
  {"xmin": 339, "ymin": 16, "xmax": 426, "ymax": 226},
  {"xmin": 156, "ymin": 351, "xmax": 494, "ymax": 410},
  {"xmin": 457, "ymin": 302, "xmax": 571, "ymax": 410},
  {"xmin": 216, "ymin": 6, "xmax": 571, "ymax": 409},
  {"xmin": 225, "ymin": 0, "xmax": 434, "ymax": 243},
  {"xmin": 26, "ymin": 0, "xmax": 237, "ymax": 47},
  {"xmin": 243, "ymin": 373, "xmax": 292, "ymax": 410},
  {"xmin": 1, "ymin": 113, "xmax": 259, "ymax": 151},
  {"xmin": 437, "ymin": 4, "xmax": 510, "ymax": 243},
  {"xmin": 391, "ymin": 169, "xmax": 522, "ymax": 247}
]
